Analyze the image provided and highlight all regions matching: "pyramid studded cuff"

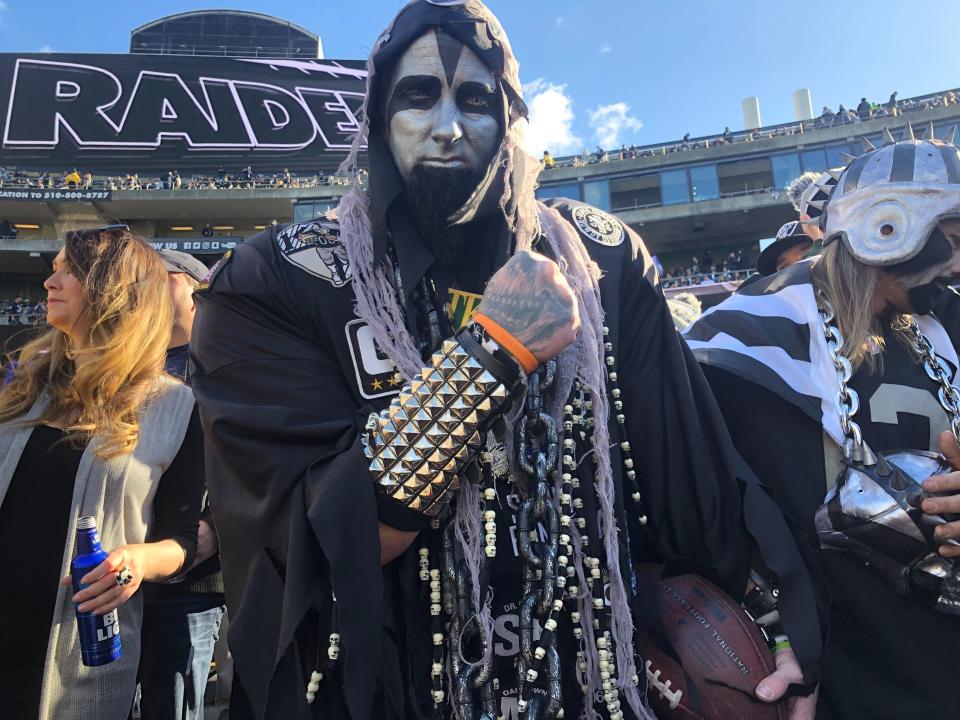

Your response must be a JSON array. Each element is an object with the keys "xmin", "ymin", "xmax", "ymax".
[{"xmin": 363, "ymin": 326, "xmax": 522, "ymax": 517}]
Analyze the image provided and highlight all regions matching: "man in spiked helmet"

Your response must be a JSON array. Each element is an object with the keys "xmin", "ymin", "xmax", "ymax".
[
  {"xmin": 189, "ymin": 2, "xmax": 822, "ymax": 718},
  {"xmin": 686, "ymin": 122, "xmax": 960, "ymax": 719}
]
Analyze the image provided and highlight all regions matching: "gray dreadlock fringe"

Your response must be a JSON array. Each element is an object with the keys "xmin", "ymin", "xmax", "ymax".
[{"xmin": 332, "ymin": 18, "xmax": 651, "ymax": 719}]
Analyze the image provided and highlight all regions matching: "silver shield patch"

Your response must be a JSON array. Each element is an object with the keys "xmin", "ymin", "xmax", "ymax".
[{"xmin": 275, "ymin": 222, "xmax": 352, "ymax": 287}]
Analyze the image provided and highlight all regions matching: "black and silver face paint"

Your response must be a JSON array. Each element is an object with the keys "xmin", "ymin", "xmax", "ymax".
[
  {"xmin": 384, "ymin": 29, "xmax": 502, "ymax": 182},
  {"xmin": 894, "ymin": 219, "xmax": 960, "ymax": 289}
]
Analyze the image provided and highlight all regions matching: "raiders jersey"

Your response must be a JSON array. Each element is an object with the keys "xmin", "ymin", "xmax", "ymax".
[{"xmin": 696, "ymin": 298, "xmax": 960, "ymax": 720}]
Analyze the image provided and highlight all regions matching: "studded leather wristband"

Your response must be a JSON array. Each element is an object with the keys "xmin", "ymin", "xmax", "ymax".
[{"xmin": 363, "ymin": 325, "xmax": 523, "ymax": 517}]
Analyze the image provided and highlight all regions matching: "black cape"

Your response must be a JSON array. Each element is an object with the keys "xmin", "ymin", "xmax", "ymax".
[{"xmin": 189, "ymin": 198, "xmax": 823, "ymax": 719}]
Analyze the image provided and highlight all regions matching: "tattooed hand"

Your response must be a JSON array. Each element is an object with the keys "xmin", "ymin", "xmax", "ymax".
[{"xmin": 477, "ymin": 250, "xmax": 580, "ymax": 364}]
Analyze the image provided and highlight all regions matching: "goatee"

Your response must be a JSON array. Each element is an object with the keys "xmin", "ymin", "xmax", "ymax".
[{"xmin": 404, "ymin": 164, "xmax": 482, "ymax": 267}]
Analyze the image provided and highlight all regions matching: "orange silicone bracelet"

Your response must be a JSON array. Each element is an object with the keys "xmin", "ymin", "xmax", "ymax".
[{"xmin": 473, "ymin": 312, "xmax": 539, "ymax": 375}]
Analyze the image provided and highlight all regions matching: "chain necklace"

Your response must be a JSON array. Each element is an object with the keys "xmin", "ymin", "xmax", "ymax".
[
  {"xmin": 817, "ymin": 298, "xmax": 960, "ymax": 461},
  {"xmin": 514, "ymin": 361, "xmax": 564, "ymax": 719}
]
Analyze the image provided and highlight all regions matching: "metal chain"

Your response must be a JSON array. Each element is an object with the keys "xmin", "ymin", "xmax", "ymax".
[
  {"xmin": 904, "ymin": 317, "xmax": 960, "ymax": 441},
  {"xmin": 515, "ymin": 361, "xmax": 563, "ymax": 719},
  {"xmin": 446, "ymin": 501, "xmax": 497, "ymax": 720},
  {"xmin": 818, "ymin": 298, "xmax": 960, "ymax": 460},
  {"xmin": 817, "ymin": 299, "xmax": 867, "ymax": 461}
]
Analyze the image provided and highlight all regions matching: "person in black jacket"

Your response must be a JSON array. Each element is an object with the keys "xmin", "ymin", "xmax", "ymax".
[
  {"xmin": 189, "ymin": 3, "xmax": 822, "ymax": 718},
  {"xmin": 138, "ymin": 249, "xmax": 226, "ymax": 720},
  {"xmin": 686, "ymin": 128, "xmax": 960, "ymax": 719}
]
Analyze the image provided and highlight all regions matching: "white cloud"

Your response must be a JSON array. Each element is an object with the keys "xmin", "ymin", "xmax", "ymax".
[
  {"xmin": 521, "ymin": 78, "xmax": 583, "ymax": 156},
  {"xmin": 555, "ymin": 16, "xmax": 564, "ymax": 27},
  {"xmin": 37, "ymin": 45, "xmax": 53, "ymax": 53},
  {"xmin": 589, "ymin": 102, "xmax": 643, "ymax": 148},
  {"xmin": 599, "ymin": 42, "xmax": 612, "ymax": 55}
]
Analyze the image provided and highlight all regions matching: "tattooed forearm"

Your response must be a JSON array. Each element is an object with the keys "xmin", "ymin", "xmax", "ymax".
[{"xmin": 479, "ymin": 251, "xmax": 579, "ymax": 360}]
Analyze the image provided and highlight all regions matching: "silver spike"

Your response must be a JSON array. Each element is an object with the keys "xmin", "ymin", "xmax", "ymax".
[
  {"xmin": 881, "ymin": 126, "xmax": 896, "ymax": 145},
  {"xmin": 861, "ymin": 136, "xmax": 877, "ymax": 152},
  {"xmin": 947, "ymin": 125, "xmax": 958, "ymax": 145},
  {"xmin": 927, "ymin": 121, "xmax": 936, "ymax": 141},
  {"xmin": 827, "ymin": 167, "xmax": 844, "ymax": 181},
  {"xmin": 839, "ymin": 152, "xmax": 858, "ymax": 164},
  {"xmin": 902, "ymin": 122, "xmax": 915, "ymax": 141}
]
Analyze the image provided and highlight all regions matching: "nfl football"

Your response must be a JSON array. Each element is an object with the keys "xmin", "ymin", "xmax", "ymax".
[{"xmin": 635, "ymin": 567, "xmax": 787, "ymax": 720}]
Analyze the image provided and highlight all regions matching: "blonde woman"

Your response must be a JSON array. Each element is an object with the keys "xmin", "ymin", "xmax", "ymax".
[{"xmin": 0, "ymin": 226, "xmax": 204, "ymax": 720}]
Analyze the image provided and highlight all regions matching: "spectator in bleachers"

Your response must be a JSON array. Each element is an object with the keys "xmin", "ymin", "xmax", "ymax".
[
  {"xmin": 819, "ymin": 106, "xmax": 835, "ymax": 126},
  {"xmin": 64, "ymin": 168, "xmax": 81, "ymax": 188},
  {"xmin": 857, "ymin": 97, "xmax": 872, "ymax": 119},
  {"xmin": 82, "ymin": 172, "xmax": 93, "ymax": 190},
  {"xmin": 756, "ymin": 220, "xmax": 813, "ymax": 276},
  {"xmin": 542, "ymin": 150, "xmax": 555, "ymax": 168},
  {"xmin": 201, "ymin": 224, "xmax": 214, "ymax": 238},
  {"xmin": 30, "ymin": 299, "xmax": 46, "ymax": 325},
  {"xmin": 7, "ymin": 297, "xmax": 23, "ymax": 325},
  {"xmin": 0, "ymin": 218, "xmax": 17, "ymax": 239}
]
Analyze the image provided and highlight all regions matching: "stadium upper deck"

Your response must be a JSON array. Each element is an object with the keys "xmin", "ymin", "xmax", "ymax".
[{"xmin": 1, "ymin": 9, "xmax": 958, "ymax": 304}]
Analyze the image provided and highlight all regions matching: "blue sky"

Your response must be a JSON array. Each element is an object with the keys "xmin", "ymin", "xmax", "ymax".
[{"xmin": 1, "ymin": 0, "xmax": 958, "ymax": 156}]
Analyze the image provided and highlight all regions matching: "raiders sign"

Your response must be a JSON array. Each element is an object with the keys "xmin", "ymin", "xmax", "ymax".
[
  {"xmin": 572, "ymin": 205, "xmax": 624, "ymax": 247},
  {"xmin": 275, "ymin": 221, "xmax": 351, "ymax": 287}
]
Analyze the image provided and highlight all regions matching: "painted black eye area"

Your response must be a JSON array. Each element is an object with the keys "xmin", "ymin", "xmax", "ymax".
[
  {"xmin": 457, "ymin": 82, "xmax": 497, "ymax": 115},
  {"xmin": 388, "ymin": 75, "xmax": 442, "ymax": 115}
]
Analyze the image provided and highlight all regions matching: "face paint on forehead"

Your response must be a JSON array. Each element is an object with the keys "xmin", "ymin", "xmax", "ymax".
[{"xmin": 434, "ymin": 29, "xmax": 464, "ymax": 86}]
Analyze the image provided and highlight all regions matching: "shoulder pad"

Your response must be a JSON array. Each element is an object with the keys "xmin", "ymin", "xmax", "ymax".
[
  {"xmin": 543, "ymin": 199, "xmax": 625, "ymax": 248},
  {"xmin": 274, "ymin": 220, "xmax": 351, "ymax": 287}
]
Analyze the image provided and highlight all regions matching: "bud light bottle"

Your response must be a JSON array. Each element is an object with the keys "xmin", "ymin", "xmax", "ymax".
[{"xmin": 71, "ymin": 516, "xmax": 122, "ymax": 666}]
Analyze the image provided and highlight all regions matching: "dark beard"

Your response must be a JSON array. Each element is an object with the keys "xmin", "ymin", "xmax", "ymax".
[{"xmin": 403, "ymin": 164, "xmax": 482, "ymax": 267}]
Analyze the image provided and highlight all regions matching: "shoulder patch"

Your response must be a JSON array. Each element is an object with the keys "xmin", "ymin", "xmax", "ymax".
[
  {"xmin": 572, "ymin": 206, "xmax": 625, "ymax": 247},
  {"xmin": 196, "ymin": 249, "xmax": 232, "ymax": 293},
  {"xmin": 275, "ymin": 221, "xmax": 352, "ymax": 287},
  {"xmin": 345, "ymin": 319, "xmax": 403, "ymax": 399}
]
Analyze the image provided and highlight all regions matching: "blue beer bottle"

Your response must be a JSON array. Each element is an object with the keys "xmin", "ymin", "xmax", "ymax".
[{"xmin": 71, "ymin": 516, "xmax": 122, "ymax": 666}]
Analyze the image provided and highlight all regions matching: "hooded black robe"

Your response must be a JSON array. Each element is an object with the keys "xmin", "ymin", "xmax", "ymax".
[{"xmin": 189, "ymin": 3, "xmax": 822, "ymax": 718}]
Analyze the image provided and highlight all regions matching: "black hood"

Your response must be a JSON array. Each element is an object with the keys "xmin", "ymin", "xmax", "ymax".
[{"xmin": 361, "ymin": 0, "xmax": 533, "ymax": 264}]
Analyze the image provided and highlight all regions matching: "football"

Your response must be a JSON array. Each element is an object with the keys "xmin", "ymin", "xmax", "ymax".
[{"xmin": 635, "ymin": 566, "xmax": 787, "ymax": 720}]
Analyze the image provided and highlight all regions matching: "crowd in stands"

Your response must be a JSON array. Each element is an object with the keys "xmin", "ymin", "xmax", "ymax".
[
  {"xmin": 1, "ymin": 296, "xmax": 45, "ymax": 325},
  {"xmin": 0, "ymin": 165, "xmax": 362, "ymax": 192},
  {"xmin": 541, "ymin": 87, "xmax": 960, "ymax": 168},
  {"xmin": 816, "ymin": 90, "xmax": 958, "ymax": 127},
  {"xmin": 660, "ymin": 249, "xmax": 755, "ymax": 288}
]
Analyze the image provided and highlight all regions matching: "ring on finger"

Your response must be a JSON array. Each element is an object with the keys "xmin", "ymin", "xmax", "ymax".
[{"xmin": 115, "ymin": 566, "xmax": 134, "ymax": 587}]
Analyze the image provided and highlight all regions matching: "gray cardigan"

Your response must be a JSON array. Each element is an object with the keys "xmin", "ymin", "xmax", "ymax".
[{"xmin": 0, "ymin": 376, "xmax": 195, "ymax": 720}]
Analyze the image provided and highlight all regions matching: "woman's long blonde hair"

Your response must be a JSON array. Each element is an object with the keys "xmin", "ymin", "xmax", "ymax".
[
  {"xmin": 812, "ymin": 240, "xmax": 902, "ymax": 372},
  {"xmin": 0, "ymin": 227, "xmax": 172, "ymax": 458}
]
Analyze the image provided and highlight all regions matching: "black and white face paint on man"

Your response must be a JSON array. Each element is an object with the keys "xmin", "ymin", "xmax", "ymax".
[{"xmin": 385, "ymin": 29, "xmax": 501, "ymax": 182}]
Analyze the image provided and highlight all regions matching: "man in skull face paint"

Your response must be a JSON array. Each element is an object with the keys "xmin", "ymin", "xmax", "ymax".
[{"xmin": 190, "ymin": 2, "xmax": 823, "ymax": 718}]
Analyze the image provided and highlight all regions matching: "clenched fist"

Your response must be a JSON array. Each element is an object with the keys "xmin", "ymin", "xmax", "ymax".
[{"xmin": 477, "ymin": 250, "xmax": 580, "ymax": 365}]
